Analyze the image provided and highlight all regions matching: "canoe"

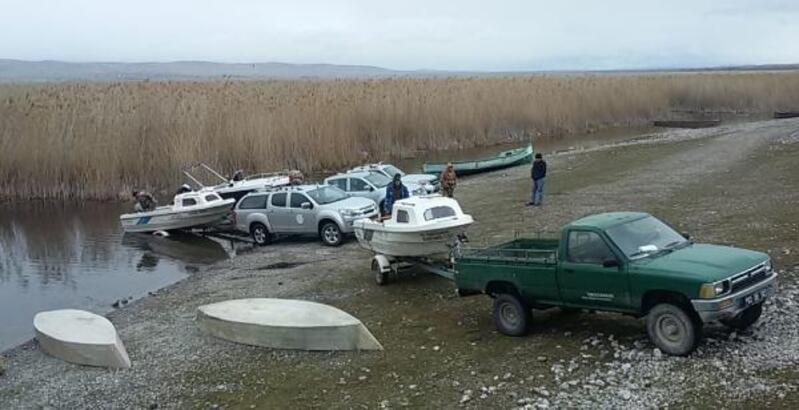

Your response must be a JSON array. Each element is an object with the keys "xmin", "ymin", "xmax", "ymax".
[
  {"xmin": 34, "ymin": 309, "xmax": 131, "ymax": 368},
  {"xmin": 653, "ymin": 119, "xmax": 721, "ymax": 128},
  {"xmin": 196, "ymin": 298, "xmax": 383, "ymax": 351},
  {"xmin": 774, "ymin": 111, "xmax": 799, "ymax": 119},
  {"xmin": 422, "ymin": 144, "xmax": 533, "ymax": 176}
]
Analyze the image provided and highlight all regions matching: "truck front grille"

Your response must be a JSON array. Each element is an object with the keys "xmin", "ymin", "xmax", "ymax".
[{"xmin": 730, "ymin": 263, "xmax": 771, "ymax": 293}]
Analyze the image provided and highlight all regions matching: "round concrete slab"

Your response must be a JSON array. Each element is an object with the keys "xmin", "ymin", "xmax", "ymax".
[
  {"xmin": 33, "ymin": 309, "xmax": 131, "ymax": 368},
  {"xmin": 196, "ymin": 298, "xmax": 383, "ymax": 351}
]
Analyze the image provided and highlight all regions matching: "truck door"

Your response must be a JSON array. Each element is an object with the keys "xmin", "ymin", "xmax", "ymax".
[
  {"xmin": 267, "ymin": 192, "xmax": 292, "ymax": 232},
  {"xmin": 558, "ymin": 230, "xmax": 631, "ymax": 309},
  {"xmin": 288, "ymin": 193, "xmax": 317, "ymax": 233}
]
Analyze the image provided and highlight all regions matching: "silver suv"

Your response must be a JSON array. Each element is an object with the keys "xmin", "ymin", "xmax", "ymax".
[
  {"xmin": 234, "ymin": 185, "xmax": 378, "ymax": 246},
  {"xmin": 324, "ymin": 170, "xmax": 424, "ymax": 213},
  {"xmin": 348, "ymin": 163, "xmax": 439, "ymax": 193}
]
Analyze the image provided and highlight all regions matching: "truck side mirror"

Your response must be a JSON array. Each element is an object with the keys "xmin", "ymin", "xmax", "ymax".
[
  {"xmin": 602, "ymin": 259, "xmax": 620, "ymax": 268},
  {"xmin": 682, "ymin": 232, "xmax": 691, "ymax": 240}
]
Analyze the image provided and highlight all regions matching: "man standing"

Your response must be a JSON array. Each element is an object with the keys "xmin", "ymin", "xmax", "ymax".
[
  {"xmin": 439, "ymin": 162, "xmax": 457, "ymax": 198},
  {"xmin": 384, "ymin": 173, "xmax": 409, "ymax": 215},
  {"xmin": 527, "ymin": 153, "xmax": 546, "ymax": 206}
]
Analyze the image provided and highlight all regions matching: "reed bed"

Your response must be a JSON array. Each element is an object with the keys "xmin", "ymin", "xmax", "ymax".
[{"xmin": 1, "ymin": 71, "xmax": 799, "ymax": 200}]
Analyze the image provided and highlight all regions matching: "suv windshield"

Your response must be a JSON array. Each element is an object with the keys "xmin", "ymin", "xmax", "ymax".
[
  {"xmin": 365, "ymin": 172, "xmax": 391, "ymax": 188},
  {"xmin": 383, "ymin": 165, "xmax": 404, "ymax": 178},
  {"xmin": 307, "ymin": 186, "xmax": 348, "ymax": 205},
  {"xmin": 605, "ymin": 216, "xmax": 688, "ymax": 259}
]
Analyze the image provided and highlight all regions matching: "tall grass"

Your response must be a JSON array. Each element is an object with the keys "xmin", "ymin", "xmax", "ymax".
[{"xmin": 1, "ymin": 72, "xmax": 798, "ymax": 200}]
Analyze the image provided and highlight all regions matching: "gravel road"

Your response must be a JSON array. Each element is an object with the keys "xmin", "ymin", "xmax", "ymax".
[{"xmin": 2, "ymin": 118, "xmax": 798, "ymax": 409}]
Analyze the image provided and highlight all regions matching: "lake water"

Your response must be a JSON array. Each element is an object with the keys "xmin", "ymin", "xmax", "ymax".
[{"xmin": 0, "ymin": 126, "xmax": 651, "ymax": 352}]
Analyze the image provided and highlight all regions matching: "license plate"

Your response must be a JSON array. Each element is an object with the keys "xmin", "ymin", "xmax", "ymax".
[{"xmin": 743, "ymin": 287, "xmax": 771, "ymax": 307}]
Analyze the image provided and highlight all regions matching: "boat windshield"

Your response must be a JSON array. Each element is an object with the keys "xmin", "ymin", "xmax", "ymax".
[
  {"xmin": 605, "ymin": 216, "xmax": 688, "ymax": 259},
  {"xmin": 365, "ymin": 172, "xmax": 391, "ymax": 188},
  {"xmin": 383, "ymin": 165, "xmax": 405, "ymax": 178},
  {"xmin": 307, "ymin": 186, "xmax": 348, "ymax": 205}
]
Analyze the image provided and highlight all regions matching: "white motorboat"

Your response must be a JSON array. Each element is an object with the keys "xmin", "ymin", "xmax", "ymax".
[
  {"xmin": 120, "ymin": 190, "xmax": 235, "ymax": 233},
  {"xmin": 353, "ymin": 195, "xmax": 473, "ymax": 259},
  {"xmin": 184, "ymin": 163, "xmax": 292, "ymax": 204}
]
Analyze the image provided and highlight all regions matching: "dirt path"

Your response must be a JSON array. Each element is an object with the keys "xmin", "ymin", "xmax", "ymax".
[{"xmin": 2, "ymin": 118, "xmax": 799, "ymax": 409}]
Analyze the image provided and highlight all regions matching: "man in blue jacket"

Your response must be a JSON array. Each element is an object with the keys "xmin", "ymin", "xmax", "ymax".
[
  {"xmin": 384, "ymin": 173, "xmax": 409, "ymax": 215},
  {"xmin": 527, "ymin": 153, "xmax": 547, "ymax": 206}
]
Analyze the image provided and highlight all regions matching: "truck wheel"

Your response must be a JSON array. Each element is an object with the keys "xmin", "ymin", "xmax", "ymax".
[
  {"xmin": 646, "ymin": 303, "xmax": 700, "ymax": 356},
  {"xmin": 372, "ymin": 259, "xmax": 389, "ymax": 286},
  {"xmin": 319, "ymin": 221, "xmax": 343, "ymax": 246},
  {"xmin": 721, "ymin": 303, "xmax": 763, "ymax": 330},
  {"xmin": 250, "ymin": 223, "xmax": 271, "ymax": 246},
  {"xmin": 493, "ymin": 294, "xmax": 531, "ymax": 337}
]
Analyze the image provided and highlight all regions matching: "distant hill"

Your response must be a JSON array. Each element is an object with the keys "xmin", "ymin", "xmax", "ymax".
[
  {"xmin": 0, "ymin": 59, "xmax": 797, "ymax": 82},
  {"xmin": 0, "ymin": 59, "xmax": 410, "ymax": 81}
]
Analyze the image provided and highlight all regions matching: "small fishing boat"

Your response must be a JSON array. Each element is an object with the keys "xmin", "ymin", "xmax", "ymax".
[
  {"xmin": 774, "ymin": 111, "xmax": 799, "ymax": 119},
  {"xmin": 120, "ymin": 190, "xmax": 235, "ymax": 233},
  {"xmin": 353, "ymin": 195, "xmax": 473, "ymax": 259},
  {"xmin": 196, "ymin": 298, "xmax": 383, "ymax": 351},
  {"xmin": 422, "ymin": 144, "xmax": 533, "ymax": 176},
  {"xmin": 34, "ymin": 309, "xmax": 131, "ymax": 368},
  {"xmin": 653, "ymin": 119, "xmax": 721, "ymax": 128}
]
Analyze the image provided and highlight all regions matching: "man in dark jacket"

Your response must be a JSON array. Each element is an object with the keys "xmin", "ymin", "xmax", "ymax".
[
  {"xmin": 384, "ymin": 173, "xmax": 410, "ymax": 215},
  {"xmin": 527, "ymin": 153, "xmax": 546, "ymax": 206}
]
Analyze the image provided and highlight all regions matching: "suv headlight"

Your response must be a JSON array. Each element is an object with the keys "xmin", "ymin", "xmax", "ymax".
[
  {"xmin": 340, "ymin": 209, "xmax": 358, "ymax": 218},
  {"xmin": 765, "ymin": 259, "xmax": 773, "ymax": 272},
  {"xmin": 699, "ymin": 280, "xmax": 730, "ymax": 299}
]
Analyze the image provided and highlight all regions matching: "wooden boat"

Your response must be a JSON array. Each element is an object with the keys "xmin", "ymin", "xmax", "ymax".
[
  {"xmin": 653, "ymin": 119, "xmax": 721, "ymax": 128},
  {"xmin": 34, "ymin": 309, "xmax": 131, "ymax": 368},
  {"xmin": 422, "ymin": 144, "xmax": 533, "ymax": 176},
  {"xmin": 196, "ymin": 298, "xmax": 383, "ymax": 351},
  {"xmin": 774, "ymin": 111, "xmax": 799, "ymax": 119}
]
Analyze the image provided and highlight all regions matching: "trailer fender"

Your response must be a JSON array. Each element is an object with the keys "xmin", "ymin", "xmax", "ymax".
[{"xmin": 373, "ymin": 254, "xmax": 393, "ymax": 273}]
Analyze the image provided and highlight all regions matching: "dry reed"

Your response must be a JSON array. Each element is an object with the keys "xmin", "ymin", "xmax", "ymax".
[{"xmin": 1, "ymin": 71, "xmax": 799, "ymax": 200}]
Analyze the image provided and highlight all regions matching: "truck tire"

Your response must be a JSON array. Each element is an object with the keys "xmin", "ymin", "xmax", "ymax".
[
  {"xmin": 372, "ymin": 259, "xmax": 389, "ymax": 286},
  {"xmin": 319, "ymin": 221, "xmax": 343, "ymax": 247},
  {"xmin": 493, "ymin": 294, "xmax": 531, "ymax": 337},
  {"xmin": 250, "ymin": 223, "xmax": 271, "ymax": 246},
  {"xmin": 721, "ymin": 303, "xmax": 763, "ymax": 330},
  {"xmin": 646, "ymin": 303, "xmax": 700, "ymax": 356}
]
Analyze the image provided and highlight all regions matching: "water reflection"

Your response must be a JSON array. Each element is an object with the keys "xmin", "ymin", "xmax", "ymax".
[{"xmin": 0, "ymin": 201, "xmax": 236, "ymax": 351}]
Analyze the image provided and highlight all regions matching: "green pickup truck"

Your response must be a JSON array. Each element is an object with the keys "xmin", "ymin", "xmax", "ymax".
[{"xmin": 454, "ymin": 212, "xmax": 777, "ymax": 355}]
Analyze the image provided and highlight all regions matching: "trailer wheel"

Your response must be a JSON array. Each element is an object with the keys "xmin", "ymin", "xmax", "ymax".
[
  {"xmin": 493, "ymin": 294, "xmax": 531, "ymax": 336},
  {"xmin": 372, "ymin": 259, "xmax": 389, "ymax": 286}
]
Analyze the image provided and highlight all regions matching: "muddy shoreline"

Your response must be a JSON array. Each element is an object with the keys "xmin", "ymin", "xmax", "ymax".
[{"xmin": 2, "ymin": 118, "xmax": 799, "ymax": 409}]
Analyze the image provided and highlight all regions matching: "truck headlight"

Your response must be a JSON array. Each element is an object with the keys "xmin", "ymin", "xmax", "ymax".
[{"xmin": 699, "ymin": 280, "xmax": 730, "ymax": 299}]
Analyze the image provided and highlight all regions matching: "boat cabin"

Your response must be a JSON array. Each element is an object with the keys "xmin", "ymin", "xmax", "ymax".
[
  {"xmin": 173, "ymin": 190, "xmax": 224, "ymax": 209},
  {"xmin": 386, "ymin": 196, "xmax": 466, "ymax": 227}
]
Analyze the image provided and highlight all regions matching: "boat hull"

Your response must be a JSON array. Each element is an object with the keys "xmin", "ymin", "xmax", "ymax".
[
  {"xmin": 354, "ymin": 223, "xmax": 471, "ymax": 259},
  {"xmin": 653, "ymin": 119, "xmax": 721, "ymax": 128},
  {"xmin": 34, "ymin": 309, "xmax": 131, "ymax": 369},
  {"xmin": 774, "ymin": 111, "xmax": 799, "ymax": 119},
  {"xmin": 120, "ymin": 200, "xmax": 234, "ymax": 233},
  {"xmin": 196, "ymin": 298, "xmax": 382, "ymax": 351},
  {"xmin": 422, "ymin": 144, "xmax": 533, "ymax": 176}
]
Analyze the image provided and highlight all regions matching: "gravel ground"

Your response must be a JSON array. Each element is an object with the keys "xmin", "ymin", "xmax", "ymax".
[{"xmin": 1, "ymin": 118, "xmax": 798, "ymax": 409}]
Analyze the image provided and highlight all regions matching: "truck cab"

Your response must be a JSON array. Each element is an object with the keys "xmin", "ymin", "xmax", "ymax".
[{"xmin": 454, "ymin": 212, "xmax": 777, "ymax": 355}]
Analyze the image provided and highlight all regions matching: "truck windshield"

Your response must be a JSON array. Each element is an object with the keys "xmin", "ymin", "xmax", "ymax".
[
  {"xmin": 383, "ymin": 165, "xmax": 405, "ymax": 178},
  {"xmin": 365, "ymin": 172, "xmax": 391, "ymax": 188},
  {"xmin": 605, "ymin": 216, "xmax": 688, "ymax": 259},
  {"xmin": 307, "ymin": 186, "xmax": 348, "ymax": 205}
]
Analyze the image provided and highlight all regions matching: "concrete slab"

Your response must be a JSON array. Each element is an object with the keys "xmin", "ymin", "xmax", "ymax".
[
  {"xmin": 196, "ymin": 298, "xmax": 383, "ymax": 351},
  {"xmin": 33, "ymin": 309, "xmax": 131, "ymax": 369}
]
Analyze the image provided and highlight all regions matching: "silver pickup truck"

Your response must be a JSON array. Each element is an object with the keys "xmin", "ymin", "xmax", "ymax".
[{"xmin": 234, "ymin": 185, "xmax": 379, "ymax": 246}]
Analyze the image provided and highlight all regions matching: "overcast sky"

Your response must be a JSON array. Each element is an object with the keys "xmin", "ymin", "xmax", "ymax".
[{"xmin": 1, "ymin": 0, "xmax": 797, "ymax": 71}]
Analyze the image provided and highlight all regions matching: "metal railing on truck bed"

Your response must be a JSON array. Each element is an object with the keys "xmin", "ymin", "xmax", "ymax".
[{"xmin": 458, "ymin": 237, "xmax": 559, "ymax": 265}]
